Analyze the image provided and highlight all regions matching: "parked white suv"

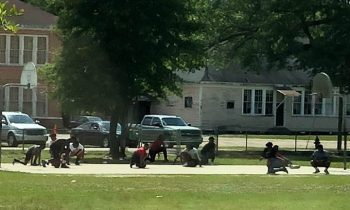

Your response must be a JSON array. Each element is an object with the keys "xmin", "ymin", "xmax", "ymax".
[{"xmin": 1, "ymin": 112, "xmax": 48, "ymax": 147}]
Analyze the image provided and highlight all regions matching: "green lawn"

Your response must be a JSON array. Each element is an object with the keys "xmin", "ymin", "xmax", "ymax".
[{"xmin": 0, "ymin": 172, "xmax": 349, "ymax": 210}]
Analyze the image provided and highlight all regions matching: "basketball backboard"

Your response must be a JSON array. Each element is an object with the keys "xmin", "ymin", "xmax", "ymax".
[
  {"xmin": 312, "ymin": 72, "xmax": 333, "ymax": 98},
  {"xmin": 20, "ymin": 62, "xmax": 37, "ymax": 89}
]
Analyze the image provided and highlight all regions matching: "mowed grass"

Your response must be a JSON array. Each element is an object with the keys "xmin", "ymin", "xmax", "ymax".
[{"xmin": 0, "ymin": 172, "xmax": 349, "ymax": 210}]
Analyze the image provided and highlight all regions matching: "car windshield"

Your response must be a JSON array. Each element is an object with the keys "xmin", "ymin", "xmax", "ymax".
[
  {"xmin": 8, "ymin": 114, "xmax": 34, "ymax": 124},
  {"xmin": 162, "ymin": 117, "xmax": 187, "ymax": 126}
]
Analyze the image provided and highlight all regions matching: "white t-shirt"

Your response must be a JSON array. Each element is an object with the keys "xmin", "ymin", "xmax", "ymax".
[{"xmin": 69, "ymin": 142, "xmax": 84, "ymax": 152}]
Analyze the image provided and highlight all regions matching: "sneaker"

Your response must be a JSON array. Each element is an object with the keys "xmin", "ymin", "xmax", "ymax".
[
  {"xmin": 41, "ymin": 160, "xmax": 47, "ymax": 168},
  {"xmin": 130, "ymin": 162, "xmax": 133, "ymax": 168},
  {"xmin": 324, "ymin": 169, "xmax": 329, "ymax": 175},
  {"xmin": 75, "ymin": 160, "xmax": 80, "ymax": 165},
  {"xmin": 282, "ymin": 167, "xmax": 289, "ymax": 174},
  {"xmin": 313, "ymin": 168, "xmax": 320, "ymax": 174}
]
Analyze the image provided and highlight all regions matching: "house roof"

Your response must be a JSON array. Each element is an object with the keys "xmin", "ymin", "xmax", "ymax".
[
  {"xmin": 5, "ymin": 0, "xmax": 57, "ymax": 29},
  {"xmin": 177, "ymin": 64, "xmax": 311, "ymax": 86}
]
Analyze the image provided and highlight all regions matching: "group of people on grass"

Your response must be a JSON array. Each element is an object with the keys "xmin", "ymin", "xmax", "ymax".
[
  {"xmin": 13, "ymin": 133, "xmax": 85, "ymax": 168},
  {"xmin": 260, "ymin": 137, "xmax": 331, "ymax": 175},
  {"xmin": 130, "ymin": 135, "xmax": 216, "ymax": 168},
  {"xmin": 13, "ymin": 132, "xmax": 332, "ymax": 174}
]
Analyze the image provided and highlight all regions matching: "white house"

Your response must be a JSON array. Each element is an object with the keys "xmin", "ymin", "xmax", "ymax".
[{"xmin": 150, "ymin": 65, "xmax": 349, "ymax": 133}]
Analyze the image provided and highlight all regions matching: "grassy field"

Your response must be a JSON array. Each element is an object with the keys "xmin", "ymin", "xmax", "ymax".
[{"xmin": 0, "ymin": 172, "xmax": 349, "ymax": 210}]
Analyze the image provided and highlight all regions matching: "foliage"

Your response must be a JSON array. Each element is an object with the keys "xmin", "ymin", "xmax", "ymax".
[
  {"xmin": 44, "ymin": 0, "xmax": 206, "ymax": 158},
  {"xmin": 206, "ymin": 0, "xmax": 350, "ymax": 92},
  {"xmin": 20, "ymin": 0, "xmax": 63, "ymax": 15},
  {"xmin": 0, "ymin": 2, "xmax": 23, "ymax": 32},
  {"xmin": 0, "ymin": 172, "xmax": 349, "ymax": 210}
]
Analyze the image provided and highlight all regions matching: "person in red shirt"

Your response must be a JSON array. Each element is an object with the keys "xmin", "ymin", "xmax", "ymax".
[
  {"xmin": 148, "ymin": 134, "xmax": 169, "ymax": 162},
  {"xmin": 130, "ymin": 143, "xmax": 149, "ymax": 168}
]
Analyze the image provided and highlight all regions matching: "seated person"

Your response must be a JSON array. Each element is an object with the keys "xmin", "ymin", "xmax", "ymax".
[
  {"xmin": 13, "ymin": 144, "xmax": 45, "ymax": 166},
  {"xmin": 68, "ymin": 137, "xmax": 85, "ymax": 165},
  {"xmin": 311, "ymin": 144, "xmax": 330, "ymax": 174},
  {"xmin": 200, "ymin": 136, "xmax": 216, "ymax": 165},
  {"xmin": 148, "ymin": 134, "xmax": 168, "ymax": 162},
  {"xmin": 180, "ymin": 144, "xmax": 201, "ymax": 167},
  {"xmin": 267, "ymin": 145, "xmax": 290, "ymax": 174},
  {"xmin": 130, "ymin": 143, "xmax": 149, "ymax": 168}
]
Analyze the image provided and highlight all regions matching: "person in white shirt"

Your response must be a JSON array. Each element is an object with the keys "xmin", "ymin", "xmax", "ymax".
[
  {"xmin": 68, "ymin": 136, "xmax": 85, "ymax": 165},
  {"xmin": 180, "ymin": 144, "xmax": 201, "ymax": 167}
]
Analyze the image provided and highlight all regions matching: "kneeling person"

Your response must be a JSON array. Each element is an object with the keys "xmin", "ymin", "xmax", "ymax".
[
  {"xmin": 13, "ymin": 144, "xmax": 45, "ymax": 166},
  {"xmin": 181, "ymin": 144, "xmax": 201, "ymax": 167},
  {"xmin": 130, "ymin": 143, "xmax": 149, "ymax": 168},
  {"xmin": 69, "ymin": 137, "xmax": 85, "ymax": 165},
  {"xmin": 311, "ymin": 144, "xmax": 330, "ymax": 174}
]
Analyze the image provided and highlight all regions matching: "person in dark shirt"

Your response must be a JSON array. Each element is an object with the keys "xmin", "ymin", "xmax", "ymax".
[
  {"xmin": 200, "ymin": 136, "xmax": 216, "ymax": 165},
  {"xmin": 260, "ymin": 141, "xmax": 273, "ymax": 173},
  {"xmin": 267, "ymin": 145, "xmax": 290, "ymax": 174},
  {"xmin": 13, "ymin": 144, "xmax": 45, "ymax": 166},
  {"xmin": 311, "ymin": 144, "xmax": 331, "ymax": 174},
  {"xmin": 148, "ymin": 134, "xmax": 168, "ymax": 162},
  {"xmin": 42, "ymin": 138, "xmax": 70, "ymax": 168}
]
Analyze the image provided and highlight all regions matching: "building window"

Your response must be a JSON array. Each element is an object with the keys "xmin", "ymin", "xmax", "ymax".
[
  {"xmin": 243, "ymin": 89, "xmax": 274, "ymax": 115},
  {"xmin": 184, "ymin": 96, "xmax": 192, "ymax": 108},
  {"xmin": 23, "ymin": 36, "xmax": 34, "ymax": 64},
  {"xmin": 265, "ymin": 90, "xmax": 273, "ymax": 115},
  {"xmin": 314, "ymin": 95, "xmax": 323, "ymax": 115},
  {"xmin": 227, "ymin": 101, "xmax": 234, "ymax": 109},
  {"xmin": 254, "ymin": 90, "xmax": 263, "ymax": 114},
  {"xmin": 0, "ymin": 34, "xmax": 48, "ymax": 65},
  {"xmin": 304, "ymin": 91, "xmax": 312, "ymax": 115},
  {"xmin": 243, "ymin": 90, "xmax": 252, "ymax": 114},
  {"xmin": 0, "ymin": 35, "xmax": 6, "ymax": 63},
  {"xmin": 10, "ymin": 36, "xmax": 19, "ymax": 64},
  {"xmin": 293, "ymin": 90, "xmax": 335, "ymax": 116}
]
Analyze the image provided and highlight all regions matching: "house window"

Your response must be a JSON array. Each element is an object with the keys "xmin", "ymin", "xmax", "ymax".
[
  {"xmin": 254, "ymin": 90, "xmax": 263, "ymax": 114},
  {"xmin": 243, "ymin": 89, "xmax": 274, "ymax": 115},
  {"xmin": 314, "ymin": 95, "xmax": 323, "ymax": 115},
  {"xmin": 0, "ymin": 35, "xmax": 6, "ymax": 63},
  {"xmin": 304, "ymin": 91, "xmax": 312, "ymax": 115},
  {"xmin": 37, "ymin": 36, "xmax": 47, "ymax": 64},
  {"xmin": 293, "ymin": 90, "xmax": 335, "ymax": 116},
  {"xmin": 10, "ymin": 36, "xmax": 19, "ymax": 64},
  {"xmin": 293, "ymin": 91, "xmax": 302, "ymax": 115},
  {"xmin": 227, "ymin": 101, "xmax": 234, "ymax": 109},
  {"xmin": 243, "ymin": 90, "xmax": 252, "ymax": 114},
  {"xmin": 0, "ymin": 34, "xmax": 48, "ymax": 65},
  {"xmin": 265, "ymin": 90, "xmax": 273, "ymax": 115},
  {"xmin": 23, "ymin": 36, "xmax": 34, "ymax": 64},
  {"xmin": 184, "ymin": 96, "xmax": 192, "ymax": 108}
]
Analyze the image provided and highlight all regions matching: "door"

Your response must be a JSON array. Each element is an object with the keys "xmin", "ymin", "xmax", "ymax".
[{"xmin": 276, "ymin": 103, "xmax": 284, "ymax": 126}]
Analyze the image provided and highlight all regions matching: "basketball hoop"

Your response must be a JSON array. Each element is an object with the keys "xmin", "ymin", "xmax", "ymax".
[
  {"xmin": 312, "ymin": 72, "xmax": 333, "ymax": 98},
  {"xmin": 20, "ymin": 62, "xmax": 37, "ymax": 89}
]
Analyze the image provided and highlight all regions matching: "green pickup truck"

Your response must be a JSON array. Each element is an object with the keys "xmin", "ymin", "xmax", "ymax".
[{"xmin": 128, "ymin": 115, "xmax": 203, "ymax": 148}]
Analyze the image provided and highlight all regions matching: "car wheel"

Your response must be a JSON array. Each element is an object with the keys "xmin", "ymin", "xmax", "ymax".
[
  {"xmin": 102, "ymin": 137, "xmax": 109, "ymax": 148},
  {"xmin": 7, "ymin": 133, "xmax": 18, "ymax": 147}
]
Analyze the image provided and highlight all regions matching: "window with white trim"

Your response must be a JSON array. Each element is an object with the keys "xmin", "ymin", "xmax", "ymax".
[
  {"xmin": 243, "ymin": 89, "xmax": 274, "ymax": 115},
  {"xmin": 293, "ymin": 90, "xmax": 336, "ymax": 116},
  {"xmin": 0, "ymin": 34, "xmax": 48, "ymax": 65},
  {"xmin": 184, "ymin": 96, "xmax": 193, "ymax": 108}
]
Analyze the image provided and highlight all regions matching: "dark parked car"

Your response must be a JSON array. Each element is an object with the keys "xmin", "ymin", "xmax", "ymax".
[
  {"xmin": 69, "ymin": 116, "xmax": 103, "ymax": 129},
  {"xmin": 70, "ymin": 121, "xmax": 121, "ymax": 148}
]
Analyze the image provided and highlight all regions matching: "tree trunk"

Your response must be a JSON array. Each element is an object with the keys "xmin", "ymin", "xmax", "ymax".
[
  {"xmin": 337, "ymin": 94, "xmax": 343, "ymax": 152},
  {"xmin": 109, "ymin": 109, "xmax": 119, "ymax": 159}
]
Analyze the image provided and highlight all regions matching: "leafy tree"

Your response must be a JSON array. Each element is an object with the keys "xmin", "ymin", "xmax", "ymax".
[
  {"xmin": 206, "ymin": 0, "xmax": 350, "ymax": 150},
  {"xmin": 0, "ymin": 2, "xmax": 23, "ymax": 32},
  {"xmin": 20, "ymin": 0, "xmax": 63, "ymax": 15},
  {"xmin": 46, "ymin": 0, "xmax": 205, "ymax": 158}
]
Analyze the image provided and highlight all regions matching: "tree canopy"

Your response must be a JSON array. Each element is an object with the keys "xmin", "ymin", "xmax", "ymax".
[
  {"xmin": 206, "ymin": 0, "xmax": 350, "ymax": 92},
  {"xmin": 0, "ymin": 2, "xmax": 23, "ymax": 32},
  {"xmin": 44, "ymin": 0, "xmax": 206, "ymax": 158}
]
